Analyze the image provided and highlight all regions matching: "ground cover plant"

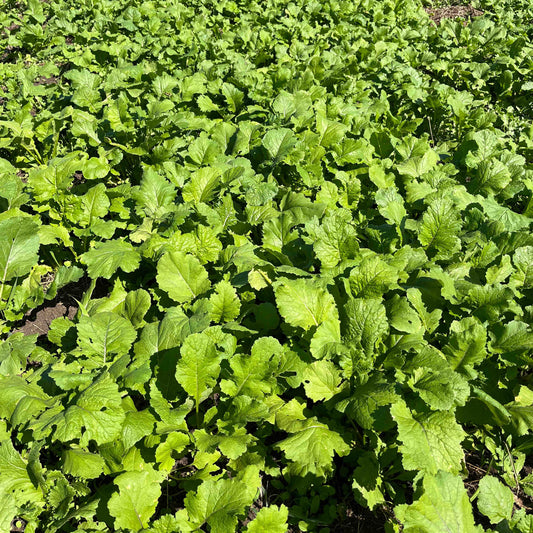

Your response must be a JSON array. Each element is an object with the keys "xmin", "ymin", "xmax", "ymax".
[{"xmin": 1, "ymin": 0, "xmax": 532, "ymax": 530}]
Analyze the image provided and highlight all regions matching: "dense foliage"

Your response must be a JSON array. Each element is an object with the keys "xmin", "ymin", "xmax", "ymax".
[{"xmin": 1, "ymin": 0, "xmax": 532, "ymax": 531}]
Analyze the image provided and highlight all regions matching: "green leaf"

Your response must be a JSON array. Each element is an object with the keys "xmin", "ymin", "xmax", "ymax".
[
  {"xmin": 0, "ymin": 438, "xmax": 43, "ymax": 506},
  {"xmin": 220, "ymin": 337, "xmax": 282, "ymax": 399},
  {"xmin": 263, "ymin": 128, "xmax": 296, "ymax": 163},
  {"xmin": 156, "ymin": 251, "xmax": 210, "ymax": 303},
  {"xmin": 108, "ymin": 470, "xmax": 163, "ymax": 532},
  {"xmin": 185, "ymin": 478, "xmax": 253, "ymax": 533},
  {"xmin": 391, "ymin": 401, "xmax": 465, "ymax": 475},
  {"xmin": 182, "ymin": 167, "xmax": 221, "ymax": 205},
  {"xmin": 134, "ymin": 168, "xmax": 176, "ymax": 219},
  {"xmin": 375, "ymin": 187, "xmax": 406, "ymax": 225},
  {"xmin": 62, "ymin": 448, "xmax": 105, "ymax": 479},
  {"xmin": 175, "ymin": 332, "xmax": 222, "ymax": 411},
  {"xmin": 348, "ymin": 255, "xmax": 399, "ymax": 298},
  {"xmin": 490, "ymin": 321, "xmax": 533, "ymax": 356},
  {"xmin": 442, "ymin": 317, "xmax": 487, "ymax": 371},
  {"xmin": 396, "ymin": 471, "xmax": 481, "ymax": 533},
  {"xmin": 477, "ymin": 476, "xmax": 514, "ymax": 524},
  {"xmin": 511, "ymin": 246, "xmax": 533, "ymax": 288},
  {"xmin": 418, "ymin": 198, "xmax": 461, "ymax": 259},
  {"xmin": 342, "ymin": 298, "xmax": 389, "ymax": 359},
  {"xmin": 155, "ymin": 432, "xmax": 190, "ymax": 471},
  {"xmin": 36, "ymin": 374, "xmax": 125, "ymax": 446},
  {"xmin": 81, "ymin": 240, "xmax": 140, "ymax": 279},
  {"xmin": 122, "ymin": 289, "xmax": 151, "ymax": 328},
  {"xmin": 245, "ymin": 505, "xmax": 289, "ymax": 533},
  {"xmin": 209, "ymin": 281, "xmax": 241, "ymax": 323},
  {"xmin": 274, "ymin": 278, "xmax": 337, "ymax": 330},
  {"xmin": 77, "ymin": 183, "xmax": 110, "ymax": 227},
  {"xmin": 275, "ymin": 417, "xmax": 349, "ymax": 476},
  {"xmin": 0, "ymin": 217, "xmax": 40, "ymax": 284},
  {"xmin": 303, "ymin": 360, "xmax": 344, "ymax": 402},
  {"xmin": 77, "ymin": 312, "xmax": 136, "ymax": 364}
]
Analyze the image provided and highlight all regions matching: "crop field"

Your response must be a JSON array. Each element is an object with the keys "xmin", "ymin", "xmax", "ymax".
[{"xmin": 1, "ymin": 0, "xmax": 532, "ymax": 531}]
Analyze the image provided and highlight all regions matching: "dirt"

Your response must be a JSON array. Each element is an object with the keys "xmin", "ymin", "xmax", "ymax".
[
  {"xmin": 10, "ymin": 518, "xmax": 25, "ymax": 533},
  {"xmin": 33, "ymin": 75, "xmax": 59, "ymax": 86},
  {"xmin": 425, "ymin": 5, "xmax": 483, "ymax": 25},
  {"xmin": 12, "ymin": 275, "xmax": 108, "ymax": 339},
  {"xmin": 14, "ymin": 301, "xmax": 77, "ymax": 336}
]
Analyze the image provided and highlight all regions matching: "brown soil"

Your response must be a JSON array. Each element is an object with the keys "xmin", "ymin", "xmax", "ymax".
[
  {"xmin": 14, "ymin": 301, "xmax": 77, "ymax": 336},
  {"xmin": 425, "ymin": 5, "xmax": 483, "ymax": 25},
  {"xmin": 33, "ymin": 75, "xmax": 59, "ymax": 86}
]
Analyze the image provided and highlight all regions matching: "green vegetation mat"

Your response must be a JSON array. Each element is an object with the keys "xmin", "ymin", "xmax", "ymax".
[{"xmin": 1, "ymin": 0, "xmax": 532, "ymax": 531}]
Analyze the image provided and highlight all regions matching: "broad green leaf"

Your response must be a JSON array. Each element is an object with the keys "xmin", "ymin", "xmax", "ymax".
[
  {"xmin": 274, "ymin": 278, "xmax": 337, "ymax": 330},
  {"xmin": 157, "ymin": 251, "xmax": 210, "ymax": 303},
  {"xmin": 122, "ymin": 289, "xmax": 151, "ymax": 328},
  {"xmin": 220, "ymin": 337, "xmax": 282, "ymax": 398},
  {"xmin": 81, "ymin": 240, "xmax": 140, "ymax": 279},
  {"xmin": 0, "ymin": 438, "xmax": 43, "ymax": 506},
  {"xmin": 0, "ymin": 217, "xmax": 40, "ymax": 284},
  {"xmin": 62, "ymin": 448, "xmax": 105, "ymax": 479},
  {"xmin": 0, "ymin": 492, "xmax": 17, "ymax": 533},
  {"xmin": 185, "ymin": 478, "xmax": 253, "ymax": 533},
  {"xmin": 375, "ymin": 187, "xmax": 406, "ymax": 225},
  {"xmin": 396, "ymin": 471, "xmax": 481, "ymax": 533},
  {"xmin": 443, "ymin": 317, "xmax": 487, "ymax": 371},
  {"xmin": 275, "ymin": 417, "xmax": 349, "ymax": 476},
  {"xmin": 155, "ymin": 432, "xmax": 190, "ymax": 472},
  {"xmin": 303, "ymin": 360, "xmax": 344, "ymax": 402},
  {"xmin": 339, "ymin": 374, "xmax": 398, "ymax": 429},
  {"xmin": 477, "ymin": 476, "xmax": 514, "ymax": 524},
  {"xmin": 134, "ymin": 168, "xmax": 176, "ymax": 219},
  {"xmin": 175, "ymin": 332, "xmax": 222, "ymax": 410},
  {"xmin": 245, "ymin": 505, "xmax": 289, "ymax": 533},
  {"xmin": 0, "ymin": 333, "xmax": 36, "ymax": 377},
  {"xmin": 489, "ymin": 321, "xmax": 533, "ymax": 356},
  {"xmin": 348, "ymin": 256, "xmax": 399, "ymax": 298},
  {"xmin": 77, "ymin": 312, "xmax": 136, "ymax": 364},
  {"xmin": 342, "ymin": 298, "xmax": 389, "ymax": 359},
  {"xmin": 36, "ymin": 374, "xmax": 125, "ymax": 446},
  {"xmin": 511, "ymin": 246, "xmax": 533, "ymax": 289},
  {"xmin": 108, "ymin": 470, "xmax": 163, "ymax": 532},
  {"xmin": 182, "ymin": 167, "xmax": 221, "ymax": 205},
  {"xmin": 418, "ymin": 198, "xmax": 461, "ymax": 258},
  {"xmin": 263, "ymin": 128, "xmax": 296, "ymax": 163},
  {"xmin": 391, "ymin": 401, "xmax": 465, "ymax": 475},
  {"xmin": 387, "ymin": 295, "xmax": 422, "ymax": 334},
  {"xmin": 122, "ymin": 409, "xmax": 157, "ymax": 449},
  {"xmin": 77, "ymin": 183, "xmax": 110, "ymax": 227},
  {"xmin": 209, "ymin": 280, "xmax": 241, "ymax": 323}
]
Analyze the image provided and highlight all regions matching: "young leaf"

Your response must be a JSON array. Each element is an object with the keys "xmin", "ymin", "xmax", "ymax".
[
  {"xmin": 77, "ymin": 312, "xmax": 136, "ymax": 364},
  {"xmin": 395, "ymin": 471, "xmax": 481, "ymax": 533},
  {"xmin": 274, "ymin": 278, "xmax": 337, "ymax": 330},
  {"xmin": 108, "ymin": 470, "xmax": 163, "ymax": 532},
  {"xmin": 245, "ymin": 505, "xmax": 289, "ymax": 533},
  {"xmin": 0, "ymin": 217, "xmax": 40, "ymax": 284},
  {"xmin": 81, "ymin": 240, "xmax": 140, "ymax": 279},
  {"xmin": 209, "ymin": 280, "xmax": 241, "ymax": 323},
  {"xmin": 391, "ymin": 401, "xmax": 465, "ymax": 475},
  {"xmin": 175, "ymin": 332, "xmax": 222, "ymax": 412},
  {"xmin": 476, "ymin": 476, "xmax": 514, "ymax": 524},
  {"xmin": 156, "ymin": 251, "xmax": 210, "ymax": 303},
  {"xmin": 262, "ymin": 128, "xmax": 296, "ymax": 163},
  {"xmin": 185, "ymin": 478, "xmax": 254, "ymax": 533}
]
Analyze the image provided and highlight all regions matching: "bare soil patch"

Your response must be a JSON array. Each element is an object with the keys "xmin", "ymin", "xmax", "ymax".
[{"xmin": 425, "ymin": 5, "xmax": 483, "ymax": 25}]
